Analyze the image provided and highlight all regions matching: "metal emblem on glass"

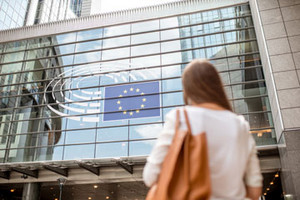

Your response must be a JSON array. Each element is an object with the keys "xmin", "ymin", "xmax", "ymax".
[{"xmin": 44, "ymin": 63, "xmax": 161, "ymax": 122}]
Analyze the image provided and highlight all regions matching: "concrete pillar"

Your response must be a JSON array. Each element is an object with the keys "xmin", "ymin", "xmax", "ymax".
[
  {"xmin": 250, "ymin": 0, "xmax": 300, "ymax": 199},
  {"xmin": 22, "ymin": 183, "xmax": 40, "ymax": 200}
]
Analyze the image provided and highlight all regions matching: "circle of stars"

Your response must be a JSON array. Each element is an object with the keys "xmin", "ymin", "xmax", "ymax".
[{"xmin": 117, "ymin": 87, "xmax": 146, "ymax": 116}]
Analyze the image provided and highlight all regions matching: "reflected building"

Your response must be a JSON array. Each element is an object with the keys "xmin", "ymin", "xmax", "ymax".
[
  {"xmin": 0, "ymin": 0, "xmax": 96, "ymax": 30},
  {"xmin": 0, "ymin": 0, "xmax": 299, "ymax": 199}
]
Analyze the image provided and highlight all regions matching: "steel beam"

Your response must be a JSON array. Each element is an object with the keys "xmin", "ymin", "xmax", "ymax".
[
  {"xmin": 78, "ymin": 163, "xmax": 100, "ymax": 176},
  {"xmin": 11, "ymin": 167, "xmax": 38, "ymax": 178},
  {"xmin": 44, "ymin": 165, "xmax": 68, "ymax": 177},
  {"xmin": 117, "ymin": 161, "xmax": 133, "ymax": 174},
  {"xmin": 0, "ymin": 171, "xmax": 10, "ymax": 179}
]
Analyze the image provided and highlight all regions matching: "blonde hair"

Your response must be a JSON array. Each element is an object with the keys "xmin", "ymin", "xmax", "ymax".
[{"xmin": 182, "ymin": 59, "xmax": 232, "ymax": 111}]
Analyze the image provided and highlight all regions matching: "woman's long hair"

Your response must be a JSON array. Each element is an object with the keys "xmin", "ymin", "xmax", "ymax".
[{"xmin": 182, "ymin": 59, "xmax": 232, "ymax": 111}]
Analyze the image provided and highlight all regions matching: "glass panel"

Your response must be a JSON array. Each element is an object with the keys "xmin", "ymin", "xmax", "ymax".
[
  {"xmin": 161, "ymin": 40, "xmax": 181, "ymax": 53},
  {"xmin": 8, "ymin": 148, "xmax": 36, "ymax": 162},
  {"xmin": 162, "ymin": 78, "xmax": 182, "ymax": 92},
  {"xmin": 131, "ymin": 20, "xmax": 159, "ymax": 33},
  {"xmin": 163, "ymin": 92, "xmax": 184, "ymax": 106},
  {"xmin": 129, "ymin": 123, "xmax": 162, "ymax": 140},
  {"xmin": 102, "ymin": 47, "xmax": 129, "ymax": 60},
  {"xmin": 161, "ymin": 52, "xmax": 183, "ymax": 65},
  {"xmin": 229, "ymin": 82, "xmax": 266, "ymax": 99},
  {"xmin": 131, "ymin": 43, "xmax": 160, "ymax": 57},
  {"xmin": 131, "ymin": 55, "xmax": 160, "ymax": 67},
  {"xmin": 35, "ymin": 146, "xmax": 63, "ymax": 161},
  {"xmin": 27, "ymin": 37, "xmax": 51, "ymax": 49},
  {"xmin": 252, "ymin": 129, "xmax": 276, "ymax": 146},
  {"xmin": 4, "ymin": 41, "xmax": 27, "ymax": 52},
  {"xmin": 162, "ymin": 65, "xmax": 181, "ymax": 78},
  {"xmin": 74, "ymin": 51, "xmax": 101, "ymax": 64},
  {"xmin": 160, "ymin": 17, "xmax": 179, "ymax": 29},
  {"xmin": 3, "ymin": 51, "xmax": 24, "ymax": 63},
  {"xmin": 102, "ymin": 36, "xmax": 129, "ymax": 49},
  {"xmin": 53, "ymin": 32, "xmax": 76, "ymax": 45},
  {"xmin": 65, "ymin": 129, "xmax": 96, "ymax": 144},
  {"xmin": 97, "ymin": 127, "xmax": 128, "ymax": 142},
  {"xmin": 75, "ymin": 40, "xmax": 102, "ymax": 52},
  {"xmin": 129, "ymin": 140, "xmax": 156, "ymax": 156},
  {"xmin": 243, "ymin": 112, "xmax": 273, "ymax": 129},
  {"xmin": 103, "ymin": 24, "xmax": 130, "ymax": 37},
  {"xmin": 64, "ymin": 144, "xmax": 95, "ymax": 160},
  {"xmin": 233, "ymin": 96, "xmax": 271, "ymax": 114},
  {"xmin": 26, "ymin": 48, "xmax": 52, "ymax": 59},
  {"xmin": 76, "ymin": 28, "xmax": 103, "ymax": 41},
  {"xmin": 54, "ymin": 44, "xmax": 75, "ymax": 55},
  {"xmin": 131, "ymin": 32, "xmax": 159, "ymax": 45},
  {"xmin": 96, "ymin": 142, "xmax": 128, "ymax": 158},
  {"xmin": 161, "ymin": 28, "xmax": 180, "ymax": 40}
]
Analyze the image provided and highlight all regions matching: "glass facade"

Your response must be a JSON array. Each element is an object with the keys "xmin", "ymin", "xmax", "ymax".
[
  {"xmin": 0, "ymin": 0, "xmax": 29, "ymax": 30},
  {"xmin": 0, "ymin": 3, "xmax": 276, "ymax": 163}
]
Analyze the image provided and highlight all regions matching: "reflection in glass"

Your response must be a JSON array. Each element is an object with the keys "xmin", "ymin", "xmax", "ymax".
[
  {"xmin": 103, "ymin": 36, "xmax": 129, "ymax": 49},
  {"xmin": 129, "ymin": 140, "xmax": 156, "ymax": 156},
  {"xmin": 162, "ymin": 78, "xmax": 182, "ymax": 92},
  {"xmin": 35, "ymin": 146, "xmax": 63, "ymax": 161},
  {"xmin": 54, "ymin": 44, "xmax": 75, "ymax": 55},
  {"xmin": 64, "ymin": 144, "xmax": 94, "ymax": 160},
  {"xmin": 162, "ymin": 65, "xmax": 181, "ymax": 78},
  {"xmin": 96, "ymin": 142, "xmax": 128, "ymax": 158},
  {"xmin": 103, "ymin": 25, "xmax": 130, "ymax": 37},
  {"xmin": 131, "ymin": 43, "xmax": 160, "ymax": 57},
  {"xmin": 65, "ymin": 129, "xmax": 96, "ymax": 144},
  {"xmin": 53, "ymin": 32, "xmax": 76, "ymax": 45},
  {"xmin": 74, "ymin": 51, "xmax": 101, "ymax": 64},
  {"xmin": 131, "ymin": 32, "xmax": 159, "ymax": 45},
  {"xmin": 3, "ymin": 52, "xmax": 24, "ymax": 63},
  {"xmin": 97, "ymin": 127, "xmax": 128, "ymax": 142},
  {"xmin": 131, "ymin": 20, "xmax": 159, "ymax": 33},
  {"xmin": 77, "ymin": 28, "xmax": 103, "ymax": 41},
  {"xmin": 75, "ymin": 40, "xmax": 102, "ymax": 52},
  {"xmin": 160, "ymin": 17, "xmax": 179, "ymax": 29},
  {"xmin": 161, "ymin": 29, "xmax": 180, "ymax": 40},
  {"xmin": 129, "ymin": 124, "xmax": 162, "ymax": 140},
  {"xmin": 102, "ymin": 47, "xmax": 129, "ymax": 60},
  {"xmin": 163, "ymin": 92, "xmax": 184, "ymax": 106},
  {"xmin": 232, "ymin": 96, "xmax": 270, "ymax": 114},
  {"xmin": 131, "ymin": 55, "xmax": 160, "ymax": 67},
  {"xmin": 4, "ymin": 41, "xmax": 27, "ymax": 53}
]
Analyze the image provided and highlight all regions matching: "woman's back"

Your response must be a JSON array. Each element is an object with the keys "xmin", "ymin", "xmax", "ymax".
[
  {"xmin": 143, "ymin": 106, "xmax": 262, "ymax": 199},
  {"xmin": 182, "ymin": 106, "xmax": 252, "ymax": 199}
]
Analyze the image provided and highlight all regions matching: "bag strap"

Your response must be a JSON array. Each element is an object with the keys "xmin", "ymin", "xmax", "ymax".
[
  {"xmin": 175, "ymin": 109, "xmax": 181, "ymax": 132},
  {"xmin": 183, "ymin": 108, "xmax": 192, "ymax": 135}
]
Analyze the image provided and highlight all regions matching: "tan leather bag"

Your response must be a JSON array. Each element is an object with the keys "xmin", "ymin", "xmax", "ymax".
[{"xmin": 146, "ymin": 109, "xmax": 211, "ymax": 200}]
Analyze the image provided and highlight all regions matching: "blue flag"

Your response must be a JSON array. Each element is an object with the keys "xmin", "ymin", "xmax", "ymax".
[{"xmin": 103, "ymin": 81, "xmax": 160, "ymax": 121}]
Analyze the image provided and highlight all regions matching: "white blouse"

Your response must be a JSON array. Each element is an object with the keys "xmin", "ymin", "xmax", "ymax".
[{"xmin": 143, "ymin": 106, "xmax": 263, "ymax": 200}]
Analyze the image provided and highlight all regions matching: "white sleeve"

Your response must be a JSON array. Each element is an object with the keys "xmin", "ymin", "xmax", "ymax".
[
  {"xmin": 244, "ymin": 121, "xmax": 263, "ymax": 187},
  {"xmin": 143, "ymin": 110, "xmax": 176, "ymax": 187}
]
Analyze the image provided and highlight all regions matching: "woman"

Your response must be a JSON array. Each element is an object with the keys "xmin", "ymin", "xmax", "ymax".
[{"xmin": 143, "ymin": 59, "xmax": 263, "ymax": 200}]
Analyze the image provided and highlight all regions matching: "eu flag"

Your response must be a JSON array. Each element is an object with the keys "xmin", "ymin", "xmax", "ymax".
[{"xmin": 103, "ymin": 81, "xmax": 160, "ymax": 121}]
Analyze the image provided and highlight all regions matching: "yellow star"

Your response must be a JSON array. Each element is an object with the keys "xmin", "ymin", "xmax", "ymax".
[
  {"xmin": 141, "ymin": 104, "xmax": 144, "ymax": 108},
  {"xmin": 136, "ymin": 110, "xmax": 140, "ymax": 113},
  {"xmin": 129, "ymin": 112, "xmax": 133, "ymax": 116},
  {"xmin": 119, "ymin": 95, "xmax": 123, "ymax": 97},
  {"xmin": 124, "ymin": 90, "xmax": 127, "ymax": 94},
  {"xmin": 130, "ymin": 88, "xmax": 134, "ymax": 91},
  {"xmin": 142, "ymin": 98, "xmax": 146, "ymax": 102},
  {"xmin": 136, "ymin": 88, "xmax": 140, "ymax": 92},
  {"xmin": 123, "ymin": 111, "xmax": 127, "ymax": 114},
  {"xmin": 117, "ymin": 100, "xmax": 121, "ymax": 104},
  {"xmin": 141, "ymin": 92, "xmax": 144, "ymax": 95},
  {"xmin": 119, "ymin": 106, "xmax": 122, "ymax": 110}
]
